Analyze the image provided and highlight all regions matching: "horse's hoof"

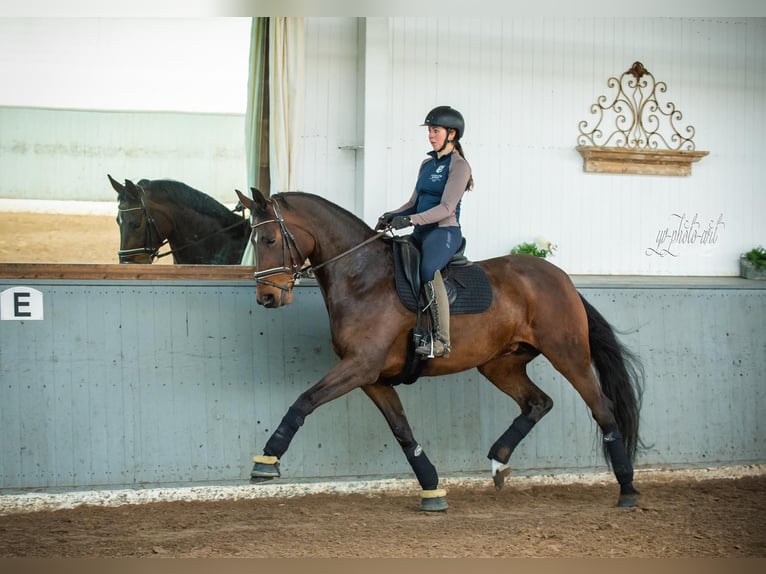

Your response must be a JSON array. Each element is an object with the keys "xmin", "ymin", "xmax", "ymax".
[
  {"xmin": 251, "ymin": 456, "xmax": 280, "ymax": 483},
  {"xmin": 617, "ymin": 493, "xmax": 639, "ymax": 508},
  {"xmin": 420, "ymin": 488, "xmax": 448, "ymax": 512},
  {"xmin": 491, "ymin": 460, "xmax": 511, "ymax": 490},
  {"xmin": 250, "ymin": 475, "xmax": 275, "ymax": 484}
]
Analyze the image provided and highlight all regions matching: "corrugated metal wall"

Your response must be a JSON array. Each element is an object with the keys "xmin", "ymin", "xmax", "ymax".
[{"xmin": 1, "ymin": 277, "xmax": 763, "ymax": 492}]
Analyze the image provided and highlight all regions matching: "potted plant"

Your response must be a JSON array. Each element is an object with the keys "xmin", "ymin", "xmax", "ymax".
[
  {"xmin": 510, "ymin": 238, "xmax": 557, "ymax": 259},
  {"xmin": 740, "ymin": 246, "xmax": 766, "ymax": 280}
]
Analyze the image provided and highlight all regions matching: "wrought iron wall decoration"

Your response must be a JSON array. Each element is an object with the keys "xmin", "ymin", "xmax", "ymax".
[{"xmin": 576, "ymin": 61, "xmax": 708, "ymax": 176}]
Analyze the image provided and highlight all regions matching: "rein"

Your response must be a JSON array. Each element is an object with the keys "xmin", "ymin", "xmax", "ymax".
[
  {"xmin": 250, "ymin": 194, "xmax": 388, "ymax": 291},
  {"xmin": 301, "ymin": 230, "xmax": 388, "ymax": 276}
]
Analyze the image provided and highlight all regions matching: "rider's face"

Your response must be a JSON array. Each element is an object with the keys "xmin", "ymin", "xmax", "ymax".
[{"xmin": 427, "ymin": 126, "xmax": 448, "ymax": 150}]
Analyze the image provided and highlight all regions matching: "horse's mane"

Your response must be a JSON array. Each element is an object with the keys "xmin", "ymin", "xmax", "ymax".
[{"xmin": 140, "ymin": 179, "xmax": 240, "ymax": 223}]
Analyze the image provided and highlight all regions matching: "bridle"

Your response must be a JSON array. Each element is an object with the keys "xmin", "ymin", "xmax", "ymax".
[
  {"xmin": 117, "ymin": 183, "xmax": 248, "ymax": 263},
  {"xmin": 250, "ymin": 197, "xmax": 307, "ymax": 294},
  {"xmin": 250, "ymin": 194, "xmax": 387, "ymax": 297},
  {"xmin": 117, "ymin": 183, "xmax": 165, "ymax": 263}
]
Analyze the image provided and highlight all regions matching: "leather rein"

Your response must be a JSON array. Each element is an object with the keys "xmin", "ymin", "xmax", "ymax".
[{"xmin": 250, "ymin": 194, "xmax": 388, "ymax": 293}]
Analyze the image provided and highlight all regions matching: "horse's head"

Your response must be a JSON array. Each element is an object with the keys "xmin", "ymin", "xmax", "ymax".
[
  {"xmin": 236, "ymin": 188, "xmax": 315, "ymax": 308},
  {"xmin": 109, "ymin": 174, "xmax": 167, "ymax": 264}
]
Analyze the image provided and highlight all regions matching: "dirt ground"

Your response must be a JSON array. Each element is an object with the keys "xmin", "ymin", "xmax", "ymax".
[
  {"xmin": 0, "ymin": 211, "xmax": 170, "ymax": 264},
  {"xmin": 2, "ymin": 212, "xmax": 765, "ymax": 558},
  {"xmin": 0, "ymin": 474, "xmax": 764, "ymax": 558}
]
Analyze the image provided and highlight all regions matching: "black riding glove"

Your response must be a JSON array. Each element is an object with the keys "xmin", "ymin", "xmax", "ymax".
[
  {"xmin": 390, "ymin": 216, "xmax": 413, "ymax": 230},
  {"xmin": 375, "ymin": 212, "xmax": 395, "ymax": 231}
]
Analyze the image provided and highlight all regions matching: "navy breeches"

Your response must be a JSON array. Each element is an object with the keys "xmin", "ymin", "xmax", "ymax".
[{"xmin": 414, "ymin": 226, "xmax": 462, "ymax": 282}]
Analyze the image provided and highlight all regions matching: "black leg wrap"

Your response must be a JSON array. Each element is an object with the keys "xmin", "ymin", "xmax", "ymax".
[
  {"xmin": 603, "ymin": 426, "xmax": 634, "ymax": 485},
  {"xmin": 487, "ymin": 414, "xmax": 536, "ymax": 463},
  {"xmin": 404, "ymin": 443, "xmax": 438, "ymax": 491},
  {"xmin": 264, "ymin": 406, "xmax": 305, "ymax": 459}
]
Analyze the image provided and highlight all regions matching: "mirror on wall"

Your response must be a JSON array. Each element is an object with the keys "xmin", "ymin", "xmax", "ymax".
[{"xmin": 0, "ymin": 18, "xmax": 251, "ymax": 265}]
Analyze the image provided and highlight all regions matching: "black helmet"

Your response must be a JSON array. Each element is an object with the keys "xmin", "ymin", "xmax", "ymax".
[{"xmin": 422, "ymin": 106, "xmax": 465, "ymax": 140}]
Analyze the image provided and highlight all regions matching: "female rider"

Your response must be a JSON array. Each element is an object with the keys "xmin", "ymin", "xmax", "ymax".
[{"xmin": 376, "ymin": 105, "xmax": 474, "ymax": 358}]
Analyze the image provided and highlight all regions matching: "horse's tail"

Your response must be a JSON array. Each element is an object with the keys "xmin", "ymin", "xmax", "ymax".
[{"xmin": 580, "ymin": 294, "xmax": 645, "ymax": 464}]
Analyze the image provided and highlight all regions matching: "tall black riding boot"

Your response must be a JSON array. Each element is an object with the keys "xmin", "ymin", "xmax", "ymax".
[{"xmin": 415, "ymin": 270, "xmax": 451, "ymax": 358}]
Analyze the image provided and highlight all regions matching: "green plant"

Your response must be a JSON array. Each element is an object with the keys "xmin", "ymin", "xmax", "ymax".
[
  {"xmin": 743, "ymin": 245, "xmax": 766, "ymax": 269},
  {"xmin": 510, "ymin": 239, "xmax": 557, "ymax": 259}
]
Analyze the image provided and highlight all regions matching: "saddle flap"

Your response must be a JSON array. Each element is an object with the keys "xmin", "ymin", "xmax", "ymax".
[
  {"xmin": 392, "ymin": 236, "xmax": 421, "ymax": 301},
  {"xmin": 391, "ymin": 235, "xmax": 493, "ymax": 316}
]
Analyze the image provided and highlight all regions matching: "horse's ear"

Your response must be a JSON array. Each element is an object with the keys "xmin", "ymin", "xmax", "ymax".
[
  {"xmin": 235, "ymin": 189, "xmax": 254, "ymax": 210},
  {"xmin": 107, "ymin": 174, "xmax": 124, "ymax": 194},
  {"xmin": 249, "ymin": 187, "xmax": 270, "ymax": 212},
  {"xmin": 123, "ymin": 179, "xmax": 141, "ymax": 201}
]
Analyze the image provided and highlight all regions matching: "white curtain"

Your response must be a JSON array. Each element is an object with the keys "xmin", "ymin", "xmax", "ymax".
[
  {"xmin": 269, "ymin": 17, "xmax": 305, "ymax": 196},
  {"xmin": 241, "ymin": 17, "xmax": 305, "ymax": 265}
]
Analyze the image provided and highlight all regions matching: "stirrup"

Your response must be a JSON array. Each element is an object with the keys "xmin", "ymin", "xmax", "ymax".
[{"xmin": 415, "ymin": 336, "xmax": 450, "ymax": 358}]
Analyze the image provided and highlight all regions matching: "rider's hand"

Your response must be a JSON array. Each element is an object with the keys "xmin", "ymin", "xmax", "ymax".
[
  {"xmin": 390, "ymin": 216, "xmax": 412, "ymax": 230},
  {"xmin": 375, "ymin": 212, "xmax": 395, "ymax": 231}
]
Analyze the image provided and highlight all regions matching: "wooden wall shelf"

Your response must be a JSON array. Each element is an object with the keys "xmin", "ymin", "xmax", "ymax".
[{"xmin": 576, "ymin": 145, "xmax": 709, "ymax": 176}]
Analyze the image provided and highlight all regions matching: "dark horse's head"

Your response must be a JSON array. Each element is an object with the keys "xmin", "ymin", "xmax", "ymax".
[{"xmin": 109, "ymin": 174, "xmax": 167, "ymax": 264}]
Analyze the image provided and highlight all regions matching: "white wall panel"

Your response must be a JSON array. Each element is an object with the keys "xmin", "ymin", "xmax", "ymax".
[
  {"xmin": 374, "ymin": 17, "xmax": 765, "ymax": 276},
  {"xmin": 298, "ymin": 18, "xmax": 360, "ymax": 213}
]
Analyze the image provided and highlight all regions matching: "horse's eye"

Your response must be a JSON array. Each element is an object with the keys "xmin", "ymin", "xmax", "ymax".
[{"xmin": 262, "ymin": 236, "xmax": 276, "ymax": 245}]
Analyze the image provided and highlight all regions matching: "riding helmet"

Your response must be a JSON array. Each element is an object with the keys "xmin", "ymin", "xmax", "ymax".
[{"xmin": 422, "ymin": 106, "xmax": 465, "ymax": 140}]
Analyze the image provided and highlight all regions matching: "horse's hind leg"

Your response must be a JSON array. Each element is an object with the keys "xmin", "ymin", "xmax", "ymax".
[
  {"xmin": 478, "ymin": 357, "xmax": 554, "ymax": 489},
  {"xmin": 546, "ymin": 349, "xmax": 640, "ymax": 508},
  {"xmin": 362, "ymin": 383, "xmax": 448, "ymax": 512}
]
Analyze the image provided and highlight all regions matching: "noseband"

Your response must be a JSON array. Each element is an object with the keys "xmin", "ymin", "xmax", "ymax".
[{"xmin": 117, "ymin": 184, "xmax": 165, "ymax": 263}]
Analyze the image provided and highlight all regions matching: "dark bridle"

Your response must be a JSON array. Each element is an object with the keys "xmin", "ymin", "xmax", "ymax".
[{"xmin": 117, "ymin": 182, "xmax": 165, "ymax": 263}]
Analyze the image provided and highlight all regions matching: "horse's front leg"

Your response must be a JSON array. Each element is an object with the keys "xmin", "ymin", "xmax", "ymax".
[
  {"xmin": 250, "ymin": 357, "xmax": 378, "ymax": 483},
  {"xmin": 362, "ymin": 384, "xmax": 448, "ymax": 512}
]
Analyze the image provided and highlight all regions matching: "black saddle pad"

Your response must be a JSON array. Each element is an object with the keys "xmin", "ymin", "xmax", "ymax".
[{"xmin": 392, "ymin": 239, "xmax": 493, "ymax": 315}]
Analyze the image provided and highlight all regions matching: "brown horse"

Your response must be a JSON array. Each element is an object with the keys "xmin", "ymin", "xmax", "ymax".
[
  {"xmin": 109, "ymin": 175, "xmax": 249, "ymax": 264},
  {"xmin": 236, "ymin": 188, "xmax": 644, "ymax": 512}
]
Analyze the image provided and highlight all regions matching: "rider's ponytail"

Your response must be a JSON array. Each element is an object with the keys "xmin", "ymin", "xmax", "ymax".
[{"xmin": 454, "ymin": 141, "xmax": 474, "ymax": 191}]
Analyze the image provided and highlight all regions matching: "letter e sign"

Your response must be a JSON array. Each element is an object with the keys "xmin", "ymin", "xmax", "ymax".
[{"xmin": 1, "ymin": 286, "xmax": 44, "ymax": 320}]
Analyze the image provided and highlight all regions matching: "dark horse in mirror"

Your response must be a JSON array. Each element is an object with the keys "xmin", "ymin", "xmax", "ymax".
[{"xmin": 109, "ymin": 175, "xmax": 249, "ymax": 264}]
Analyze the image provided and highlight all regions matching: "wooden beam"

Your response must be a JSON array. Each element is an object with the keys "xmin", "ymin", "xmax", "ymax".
[{"xmin": 0, "ymin": 263, "xmax": 257, "ymax": 281}]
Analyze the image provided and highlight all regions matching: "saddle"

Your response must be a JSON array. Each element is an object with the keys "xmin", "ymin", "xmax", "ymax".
[
  {"xmin": 379, "ymin": 235, "xmax": 493, "ymax": 387},
  {"xmin": 390, "ymin": 235, "xmax": 493, "ymax": 315}
]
